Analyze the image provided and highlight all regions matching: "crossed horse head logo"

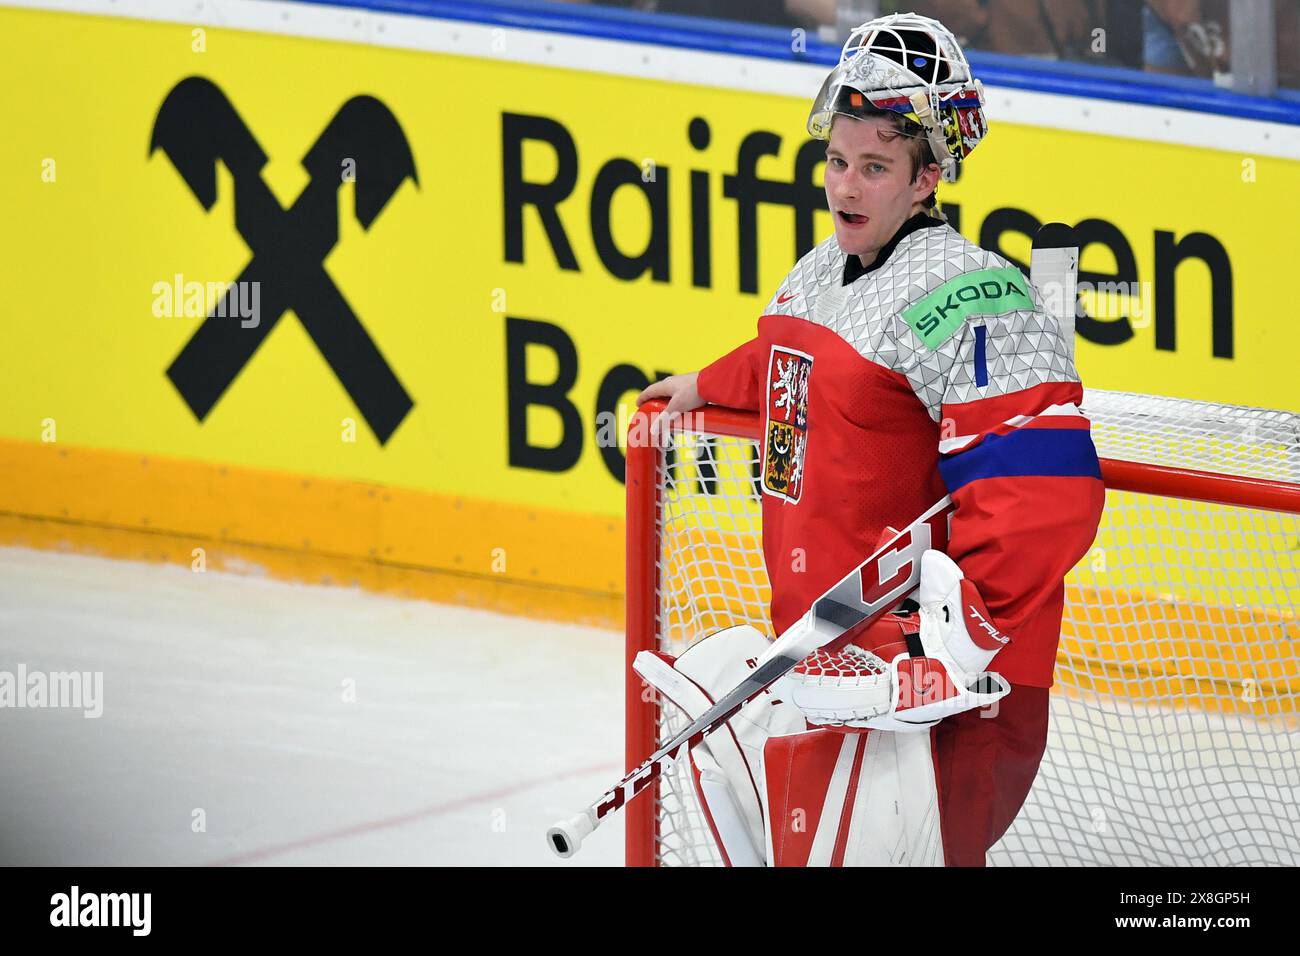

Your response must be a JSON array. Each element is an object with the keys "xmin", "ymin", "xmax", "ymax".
[{"xmin": 150, "ymin": 76, "xmax": 418, "ymax": 445}]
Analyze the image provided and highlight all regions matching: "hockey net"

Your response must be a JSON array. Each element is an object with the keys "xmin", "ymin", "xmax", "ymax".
[{"xmin": 624, "ymin": 389, "xmax": 1300, "ymax": 866}]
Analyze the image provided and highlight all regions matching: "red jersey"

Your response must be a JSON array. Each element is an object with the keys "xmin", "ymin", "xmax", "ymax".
[{"xmin": 695, "ymin": 214, "xmax": 1104, "ymax": 688}]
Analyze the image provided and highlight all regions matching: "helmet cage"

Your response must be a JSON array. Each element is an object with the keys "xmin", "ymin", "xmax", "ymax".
[{"xmin": 807, "ymin": 13, "xmax": 988, "ymax": 182}]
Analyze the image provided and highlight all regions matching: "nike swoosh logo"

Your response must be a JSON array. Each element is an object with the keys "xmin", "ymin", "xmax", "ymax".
[{"xmin": 776, "ymin": 291, "xmax": 795, "ymax": 304}]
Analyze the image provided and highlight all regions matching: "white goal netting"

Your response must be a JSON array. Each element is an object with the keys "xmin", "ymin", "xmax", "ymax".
[{"xmin": 639, "ymin": 390, "xmax": 1300, "ymax": 866}]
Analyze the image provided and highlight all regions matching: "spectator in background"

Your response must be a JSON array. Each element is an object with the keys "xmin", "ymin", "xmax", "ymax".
[
  {"xmin": 895, "ymin": 0, "xmax": 1098, "ymax": 60},
  {"xmin": 577, "ymin": 0, "xmax": 1294, "ymax": 90},
  {"xmin": 589, "ymin": 0, "xmax": 836, "ymax": 31},
  {"xmin": 1096, "ymin": 0, "xmax": 1145, "ymax": 69},
  {"xmin": 1277, "ymin": 0, "xmax": 1299, "ymax": 89},
  {"xmin": 1143, "ymin": 0, "xmax": 1229, "ymax": 77}
]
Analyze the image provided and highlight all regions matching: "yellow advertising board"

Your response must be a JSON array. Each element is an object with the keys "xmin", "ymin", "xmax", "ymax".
[{"xmin": 1, "ymin": 5, "xmax": 1296, "ymax": 621}]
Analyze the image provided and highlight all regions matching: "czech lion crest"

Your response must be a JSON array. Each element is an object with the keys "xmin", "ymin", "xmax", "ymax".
[{"xmin": 762, "ymin": 346, "xmax": 812, "ymax": 503}]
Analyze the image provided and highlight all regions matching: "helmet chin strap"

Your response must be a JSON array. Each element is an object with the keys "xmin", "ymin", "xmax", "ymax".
[{"xmin": 914, "ymin": 197, "xmax": 947, "ymax": 224}]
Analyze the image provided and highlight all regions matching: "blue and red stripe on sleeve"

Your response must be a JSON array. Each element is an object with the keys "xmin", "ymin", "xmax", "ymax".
[{"xmin": 937, "ymin": 380, "xmax": 1105, "ymax": 688}]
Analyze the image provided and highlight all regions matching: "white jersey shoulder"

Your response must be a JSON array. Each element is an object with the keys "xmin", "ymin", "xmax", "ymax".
[
  {"xmin": 874, "ymin": 225, "xmax": 1077, "ymax": 418},
  {"xmin": 831, "ymin": 224, "xmax": 1039, "ymax": 370},
  {"xmin": 762, "ymin": 223, "xmax": 1077, "ymax": 420},
  {"xmin": 762, "ymin": 232, "xmax": 843, "ymax": 318}
]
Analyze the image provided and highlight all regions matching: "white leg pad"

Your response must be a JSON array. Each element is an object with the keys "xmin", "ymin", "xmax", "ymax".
[
  {"xmin": 634, "ymin": 625, "xmax": 804, "ymax": 866},
  {"xmin": 697, "ymin": 769, "xmax": 765, "ymax": 868},
  {"xmin": 843, "ymin": 730, "xmax": 944, "ymax": 866},
  {"xmin": 763, "ymin": 726, "xmax": 945, "ymax": 867}
]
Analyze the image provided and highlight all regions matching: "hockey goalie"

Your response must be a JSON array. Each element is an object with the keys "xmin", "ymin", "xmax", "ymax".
[{"xmin": 636, "ymin": 12, "xmax": 1105, "ymax": 867}]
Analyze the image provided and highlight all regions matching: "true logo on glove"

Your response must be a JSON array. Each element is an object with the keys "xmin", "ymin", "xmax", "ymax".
[{"xmin": 966, "ymin": 604, "xmax": 1010, "ymax": 645}]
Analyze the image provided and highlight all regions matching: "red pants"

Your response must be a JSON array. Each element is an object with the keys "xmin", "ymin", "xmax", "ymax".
[{"xmin": 931, "ymin": 684, "xmax": 1051, "ymax": 866}]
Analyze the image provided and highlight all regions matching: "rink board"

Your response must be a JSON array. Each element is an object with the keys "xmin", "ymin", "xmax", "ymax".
[{"xmin": 1, "ymin": 0, "xmax": 1297, "ymax": 623}]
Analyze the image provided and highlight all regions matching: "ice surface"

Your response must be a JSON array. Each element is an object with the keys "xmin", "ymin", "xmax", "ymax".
[{"xmin": 0, "ymin": 548, "xmax": 624, "ymax": 866}]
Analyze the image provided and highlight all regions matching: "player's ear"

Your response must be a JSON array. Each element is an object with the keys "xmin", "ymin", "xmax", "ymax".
[{"xmin": 916, "ymin": 162, "xmax": 941, "ymax": 201}]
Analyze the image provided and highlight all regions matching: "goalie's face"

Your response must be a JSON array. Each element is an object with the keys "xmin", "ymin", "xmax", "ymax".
[{"xmin": 824, "ymin": 115, "xmax": 940, "ymax": 261}]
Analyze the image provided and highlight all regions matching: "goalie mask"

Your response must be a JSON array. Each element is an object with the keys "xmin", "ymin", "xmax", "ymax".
[{"xmin": 807, "ymin": 12, "xmax": 988, "ymax": 183}]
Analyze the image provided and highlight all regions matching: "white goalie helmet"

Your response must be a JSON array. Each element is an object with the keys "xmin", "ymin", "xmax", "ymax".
[{"xmin": 807, "ymin": 12, "xmax": 989, "ymax": 183}]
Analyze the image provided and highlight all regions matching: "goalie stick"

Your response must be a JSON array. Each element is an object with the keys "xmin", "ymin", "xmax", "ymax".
[
  {"xmin": 1029, "ymin": 221, "xmax": 1080, "ymax": 361},
  {"xmin": 548, "ymin": 493, "xmax": 953, "ymax": 857},
  {"xmin": 547, "ymin": 222, "xmax": 1082, "ymax": 860}
]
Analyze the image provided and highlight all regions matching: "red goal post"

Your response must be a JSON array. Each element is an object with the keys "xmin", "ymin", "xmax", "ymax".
[{"xmin": 625, "ymin": 391, "xmax": 1300, "ymax": 867}]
